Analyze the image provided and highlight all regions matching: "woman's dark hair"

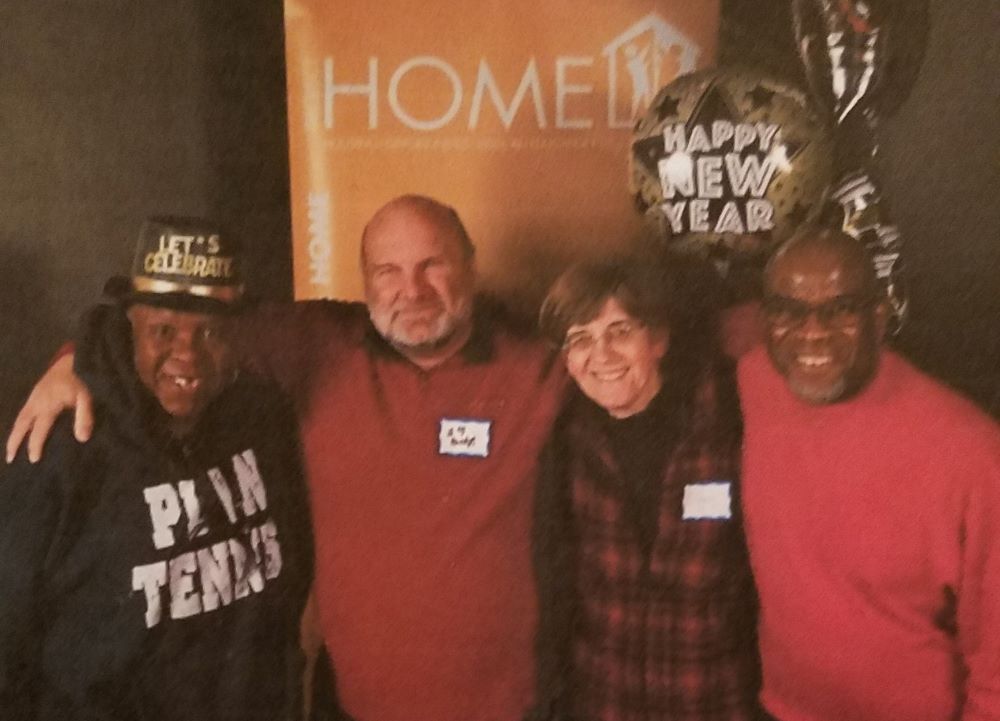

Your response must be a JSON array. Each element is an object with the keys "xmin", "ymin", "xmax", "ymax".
[{"xmin": 539, "ymin": 254, "xmax": 726, "ymax": 407}]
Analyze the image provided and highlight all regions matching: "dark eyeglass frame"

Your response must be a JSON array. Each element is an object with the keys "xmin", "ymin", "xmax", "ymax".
[
  {"xmin": 762, "ymin": 293, "xmax": 879, "ymax": 329},
  {"xmin": 562, "ymin": 319, "xmax": 645, "ymax": 356}
]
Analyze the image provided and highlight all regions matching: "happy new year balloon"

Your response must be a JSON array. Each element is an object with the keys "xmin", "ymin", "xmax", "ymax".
[{"xmin": 629, "ymin": 66, "xmax": 835, "ymax": 267}]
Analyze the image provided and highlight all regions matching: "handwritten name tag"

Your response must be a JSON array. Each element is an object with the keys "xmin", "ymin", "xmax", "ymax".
[
  {"xmin": 682, "ymin": 481, "xmax": 732, "ymax": 520},
  {"xmin": 439, "ymin": 418, "xmax": 491, "ymax": 458}
]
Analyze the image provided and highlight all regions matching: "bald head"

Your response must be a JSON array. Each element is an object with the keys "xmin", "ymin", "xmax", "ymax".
[
  {"xmin": 765, "ymin": 226, "xmax": 879, "ymax": 299},
  {"xmin": 762, "ymin": 225, "xmax": 888, "ymax": 404},
  {"xmin": 361, "ymin": 195, "xmax": 474, "ymax": 267}
]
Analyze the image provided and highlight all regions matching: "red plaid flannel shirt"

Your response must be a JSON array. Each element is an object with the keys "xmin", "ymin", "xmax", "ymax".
[{"xmin": 559, "ymin": 372, "xmax": 759, "ymax": 721}]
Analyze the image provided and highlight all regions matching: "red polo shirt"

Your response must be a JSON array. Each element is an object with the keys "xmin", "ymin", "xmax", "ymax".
[{"xmin": 248, "ymin": 299, "xmax": 566, "ymax": 721}]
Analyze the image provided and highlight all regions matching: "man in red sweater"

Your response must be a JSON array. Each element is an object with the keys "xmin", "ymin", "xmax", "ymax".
[
  {"xmin": 7, "ymin": 196, "xmax": 566, "ymax": 721},
  {"xmin": 739, "ymin": 226, "xmax": 1000, "ymax": 721}
]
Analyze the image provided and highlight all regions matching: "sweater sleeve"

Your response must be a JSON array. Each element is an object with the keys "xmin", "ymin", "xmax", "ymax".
[
  {"xmin": 232, "ymin": 300, "xmax": 361, "ymax": 405},
  {"xmin": 957, "ymin": 428, "xmax": 1000, "ymax": 720},
  {"xmin": 0, "ymin": 432, "xmax": 72, "ymax": 713}
]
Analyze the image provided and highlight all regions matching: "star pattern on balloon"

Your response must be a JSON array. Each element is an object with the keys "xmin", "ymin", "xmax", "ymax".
[
  {"xmin": 786, "ymin": 201, "xmax": 811, "ymax": 226},
  {"xmin": 688, "ymin": 80, "xmax": 738, "ymax": 133},
  {"xmin": 654, "ymin": 94, "xmax": 681, "ymax": 123},
  {"xmin": 631, "ymin": 81, "xmax": 738, "ymax": 179},
  {"xmin": 631, "ymin": 135, "xmax": 667, "ymax": 178},
  {"xmin": 747, "ymin": 85, "xmax": 776, "ymax": 110}
]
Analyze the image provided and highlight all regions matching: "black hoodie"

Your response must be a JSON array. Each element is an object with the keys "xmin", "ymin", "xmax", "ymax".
[{"xmin": 0, "ymin": 303, "xmax": 313, "ymax": 721}]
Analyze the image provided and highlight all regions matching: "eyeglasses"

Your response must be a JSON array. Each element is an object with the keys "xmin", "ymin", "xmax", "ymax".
[
  {"xmin": 563, "ymin": 320, "xmax": 643, "ymax": 356},
  {"xmin": 762, "ymin": 294, "xmax": 876, "ymax": 329}
]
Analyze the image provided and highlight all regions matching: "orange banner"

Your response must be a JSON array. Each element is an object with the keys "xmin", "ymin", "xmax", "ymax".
[{"xmin": 284, "ymin": 1, "xmax": 719, "ymax": 301}]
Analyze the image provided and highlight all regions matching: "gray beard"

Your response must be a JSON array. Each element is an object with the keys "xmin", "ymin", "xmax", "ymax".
[
  {"xmin": 389, "ymin": 325, "xmax": 459, "ymax": 356},
  {"xmin": 789, "ymin": 376, "xmax": 848, "ymax": 405},
  {"xmin": 370, "ymin": 309, "xmax": 460, "ymax": 358},
  {"xmin": 370, "ymin": 299, "xmax": 472, "ymax": 358}
]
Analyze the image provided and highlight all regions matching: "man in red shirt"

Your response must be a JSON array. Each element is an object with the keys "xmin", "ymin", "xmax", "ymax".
[
  {"xmin": 739, "ymin": 226, "xmax": 1000, "ymax": 721},
  {"xmin": 8, "ymin": 195, "xmax": 566, "ymax": 721}
]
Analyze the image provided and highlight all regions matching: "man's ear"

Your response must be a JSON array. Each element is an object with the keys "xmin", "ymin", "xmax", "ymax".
[
  {"xmin": 873, "ymin": 298, "xmax": 891, "ymax": 342},
  {"xmin": 462, "ymin": 255, "xmax": 478, "ymax": 287}
]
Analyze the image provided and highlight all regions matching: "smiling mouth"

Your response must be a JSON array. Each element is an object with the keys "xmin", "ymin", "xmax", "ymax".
[
  {"xmin": 164, "ymin": 374, "xmax": 202, "ymax": 391},
  {"xmin": 592, "ymin": 369, "xmax": 627, "ymax": 381},
  {"xmin": 795, "ymin": 354, "xmax": 834, "ymax": 369}
]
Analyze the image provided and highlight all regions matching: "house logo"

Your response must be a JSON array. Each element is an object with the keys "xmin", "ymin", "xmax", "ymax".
[{"xmin": 603, "ymin": 13, "xmax": 700, "ymax": 126}]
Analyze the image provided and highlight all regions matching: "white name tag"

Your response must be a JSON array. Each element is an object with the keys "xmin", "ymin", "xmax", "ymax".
[
  {"xmin": 682, "ymin": 481, "xmax": 732, "ymax": 520},
  {"xmin": 439, "ymin": 418, "xmax": 491, "ymax": 458}
]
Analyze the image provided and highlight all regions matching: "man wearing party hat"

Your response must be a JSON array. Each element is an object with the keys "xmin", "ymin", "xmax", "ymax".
[{"xmin": 0, "ymin": 217, "xmax": 312, "ymax": 721}]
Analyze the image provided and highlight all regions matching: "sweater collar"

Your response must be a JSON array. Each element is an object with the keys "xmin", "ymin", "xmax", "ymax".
[{"xmin": 738, "ymin": 344, "xmax": 904, "ymax": 424}]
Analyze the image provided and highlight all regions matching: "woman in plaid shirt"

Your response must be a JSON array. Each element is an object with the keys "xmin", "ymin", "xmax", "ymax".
[{"xmin": 532, "ymin": 258, "xmax": 762, "ymax": 721}]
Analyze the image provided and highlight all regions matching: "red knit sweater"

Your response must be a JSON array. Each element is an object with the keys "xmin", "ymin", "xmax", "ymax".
[{"xmin": 739, "ymin": 347, "xmax": 1000, "ymax": 721}]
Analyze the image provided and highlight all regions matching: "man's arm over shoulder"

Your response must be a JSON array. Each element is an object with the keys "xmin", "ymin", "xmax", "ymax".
[
  {"xmin": 5, "ymin": 300, "xmax": 128, "ymax": 463},
  {"xmin": 6, "ymin": 352, "xmax": 94, "ymax": 464},
  {"xmin": 233, "ymin": 299, "xmax": 367, "ymax": 400}
]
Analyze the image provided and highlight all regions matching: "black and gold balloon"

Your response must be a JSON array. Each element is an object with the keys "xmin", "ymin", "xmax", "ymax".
[
  {"xmin": 791, "ymin": 0, "xmax": 925, "ymax": 333},
  {"xmin": 629, "ymin": 66, "xmax": 835, "ymax": 268}
]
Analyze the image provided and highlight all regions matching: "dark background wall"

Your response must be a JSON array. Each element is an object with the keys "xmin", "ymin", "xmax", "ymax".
[
  {"xmin": 0, "ymin": 1, "xmax": 291, "ymax": 429},
  {"xmin": 0, "ymin": 0, "xmax": 996, "ymax": 429}
]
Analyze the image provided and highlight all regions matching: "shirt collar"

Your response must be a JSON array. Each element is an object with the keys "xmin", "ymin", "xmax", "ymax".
[{"xmin": 739, "ymin": 344, "xmax": 900, "ymax": 422}]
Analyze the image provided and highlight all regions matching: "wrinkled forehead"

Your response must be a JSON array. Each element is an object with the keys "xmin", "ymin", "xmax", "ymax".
[
  {"xmin": 766, "ymin": 244, "xmax": 868, "ymax": 300},
  {"xmin": 128, "ymin": 302, "xmax": 232, "ymax": 329},
  {"xmin": 362, "ymin": 206, "xmax": 467, "ymax": 267}
]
